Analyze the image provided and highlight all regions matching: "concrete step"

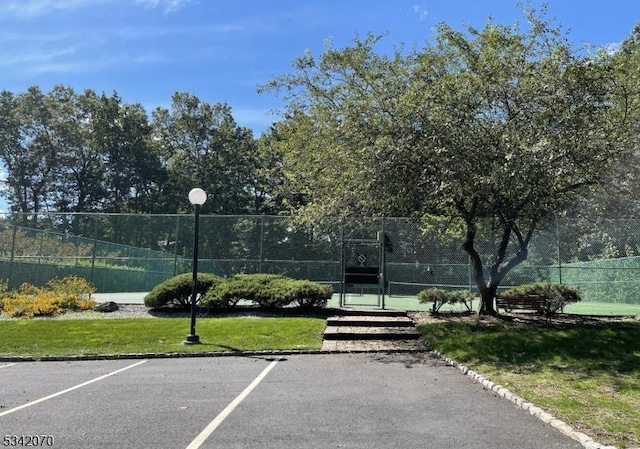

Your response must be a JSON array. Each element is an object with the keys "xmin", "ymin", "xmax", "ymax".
[
  {"xmin": 326, "ymin": 316, "xmax": 415, "ymax": 327},
  {"xmin": 323, "ymin": 325, "xmax": 421, "ymax": 340}
]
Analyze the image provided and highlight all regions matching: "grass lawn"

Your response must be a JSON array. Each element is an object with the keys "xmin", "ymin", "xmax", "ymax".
[
  {"xmin": 417, "ymin": 317, "xmax": 640, "ymax": 448},
  {"xmin": 0, "ymin": 317, "xmax": 326, "ymax": 358}
]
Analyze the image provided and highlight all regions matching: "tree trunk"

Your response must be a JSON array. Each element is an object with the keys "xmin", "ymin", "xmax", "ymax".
[
  {"xmin": 463, "ymin": 225, "xmax": 498, "ymax": 316},
  {"xmin": 478, "ymin": 283, "xmax": 498, "ymax": 316}
]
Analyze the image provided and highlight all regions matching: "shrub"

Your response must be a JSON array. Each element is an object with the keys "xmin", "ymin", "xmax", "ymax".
[
  {"xmin": 417, "ymin": 288, "xmax": 474, "ymax": 313},
  {"xmin": 0, "ymin": 276, "xmax": 97, "ymax": 318},
  {"xmin": 202, "ymin": 274, "xmax": 331, "ymax": 310},
  {"xmin": 287, "ymin": 280, "xmax": 333, "ymax": 309},
  {"xmin": 203, "ymin": 277, "xmax": 252, "ymax": 309},
  {"xmin": 0, "ymin": 279, "xmax": 8, "ymax": 309},
  {"xmin": 203, "ymin": 274, "xmax": 288, "ymax": 309},
  {"xmin": 47, "ymin": 276, "xmax": 96, "ymax": 310},
  {"xmin": 501, "ymin": 283, "xmax": 582, "ymax": 314},
  {"xmin": 144, "ymin": 272, "xmax": 223, "ymax": 309}
]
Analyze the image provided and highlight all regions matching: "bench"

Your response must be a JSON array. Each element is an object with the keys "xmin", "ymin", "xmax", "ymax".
[
  {"xmin": 344, "ymin": 266, "xmax": 382, "ymax": 292},
  {"xmin": 495, "ymin": 294, "xmax": 548, "ymax": 315}
]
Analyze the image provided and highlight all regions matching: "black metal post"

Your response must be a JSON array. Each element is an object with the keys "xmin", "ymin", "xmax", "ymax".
[{"xmin": 184, "ymin": 203, "xmax": 201, "ymax": 344}]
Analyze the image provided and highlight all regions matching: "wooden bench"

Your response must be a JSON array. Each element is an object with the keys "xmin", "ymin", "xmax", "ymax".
[{"xmin": 495, "ymin": 294, "xmax": 548, "ymax": 315}]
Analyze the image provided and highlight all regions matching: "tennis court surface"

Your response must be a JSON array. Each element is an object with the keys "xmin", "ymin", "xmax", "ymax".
[{"xmin": 1, "ymin": 353, "xmax": 584, "ymax": 449}]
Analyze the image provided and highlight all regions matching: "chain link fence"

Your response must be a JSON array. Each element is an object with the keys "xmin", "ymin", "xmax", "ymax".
[{"xmin": 1, "ymin": 213, "xmax": 639, "ymax": 304}]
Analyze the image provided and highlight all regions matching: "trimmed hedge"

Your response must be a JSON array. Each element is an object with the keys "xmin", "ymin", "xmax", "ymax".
[
  {"xmin": 144, "ymin": 272, "xmax": 223, "ymax": 309},
  {"xmin": 417, "ymin": 288, "xmax": 473, "ymax": 313},
  {"xmin": 202, "ymin": 274, "xmax": 332, "ymax": 310},
  {"xmin": 500, "ymin": 282, "xmax": 582, "ymax": 314},
  {"xmin": 287, "ymin": 279, "xmax": 333, "ymax": 309}
]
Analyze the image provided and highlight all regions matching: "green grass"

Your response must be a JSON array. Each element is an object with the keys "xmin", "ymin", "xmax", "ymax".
[
  {"xmin": 418, "ymin": 318, "xmax": 640, "ymax": 448},
  {"xmin": 0, "ymin": 317, "xmax": 326, "ymax": 357}
]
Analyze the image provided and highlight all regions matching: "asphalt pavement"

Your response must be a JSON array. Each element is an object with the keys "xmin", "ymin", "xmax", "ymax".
[{"xmin": 0, "ymin": 353, "xmax": 585, "ymax": 449}]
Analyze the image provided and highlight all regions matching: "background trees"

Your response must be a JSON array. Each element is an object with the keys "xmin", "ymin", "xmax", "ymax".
[
  {"xmin": 151, "ymin": 92, "xmax": 259, "ymax": 215},
  {"xmin": 0, "ymin": 88, "xmax": 279, "ymax": 219}
]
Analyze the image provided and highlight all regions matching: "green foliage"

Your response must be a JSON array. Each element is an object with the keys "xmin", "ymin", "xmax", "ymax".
[
  {"xmin": 0, "ymin": 86, "xmax": 284, "ymax": 217},
  {"xmin": 262, "ymin": 6, "xmax": 621, "ymax": 314},
  {"xmin": 417, "ymin": 288, "xmax": 473, "ymax": 313},
  {"xmin": 202, "ymin": 274, "xmax": 331, "ymax": 310},
  {"xmin": 501, "ymin": 283, "xmax": 582, "ymax": 314},
  {"xmin": 151, "ymin": 92, "xmax": 261, "ymax": 214},
  {"xmin": 287, "ymin": 279, "xmax": 332, "ymax": 309},
  {"xmin": 144, "ymin": 272, "xmax": 223, "ymax": 309}
]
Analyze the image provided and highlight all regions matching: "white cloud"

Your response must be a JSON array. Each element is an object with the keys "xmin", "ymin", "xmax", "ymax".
[
  {"xmin": 134, "ymin": 0, "xmax": 195, "ymax": 14},
  {"xmin": 413, "ymin": 3, "xmax": 429, "ymax": 21},
  {"xmin": 0, "ymin": 0, "xmax": 106, "ymax": 19},
  {"xmin": 0, "ymin": 0, "xmax": 194, "ymax": 19},
  {"xmin": 0, "ymin": 46, "xmax": 79, "ymax": 68}
]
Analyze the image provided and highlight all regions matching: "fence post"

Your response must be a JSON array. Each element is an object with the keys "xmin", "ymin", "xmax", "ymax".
[
  {"xmin": 173, "ymin": 215, "xmax": 180, "ymax": 277},
  {"xmin": 259, "ymin": 215, "xmax": 265, "ymax": 273},
  {"xmin": 556, "ymin": 217, "xmax": 563, "ymax": 284},
  {"xmin": 7, "ymin": 223, "xmax": 17, "ymax": 289},
  {"xmin": 90, "ymin": 214, "xmax": 97, "ymax": 286}
]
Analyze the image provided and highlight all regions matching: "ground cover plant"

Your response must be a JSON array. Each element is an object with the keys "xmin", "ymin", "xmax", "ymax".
[
  {"xmin": 416, "ymin": 316, "xmax": 640, "ymax": 448},
  {"xmin": 0, "ymin": 317, "xmax": 326, "ymax": 357}
]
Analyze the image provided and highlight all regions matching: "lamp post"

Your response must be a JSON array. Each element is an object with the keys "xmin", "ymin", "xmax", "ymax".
[{"xmin": 183, "ymin": 188, "xmax": 207, "ymax": 345}]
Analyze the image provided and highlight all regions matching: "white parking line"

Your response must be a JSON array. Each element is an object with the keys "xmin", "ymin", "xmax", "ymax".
[
  {"xmin": 185, "ymin": 357, "xmax": 283, "ymax": 449},
  {"xmin": 0, "ymin": 363, "xmax": 16, "ymax": 369},
  {"xmin": 0, "ymin": 360, "xmax": 148, "ymax": 418}
]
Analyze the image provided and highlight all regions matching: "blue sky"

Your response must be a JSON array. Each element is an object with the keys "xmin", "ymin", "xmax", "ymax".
[{"xmin": 1, "ymin": 0, "xmax": 639, "ymax": 211}]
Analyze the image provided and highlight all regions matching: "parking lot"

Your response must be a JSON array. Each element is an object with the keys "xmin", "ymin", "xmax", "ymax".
[{"xmin": 1, "ymin": 353, "xmax": 584, "ymax": 449}]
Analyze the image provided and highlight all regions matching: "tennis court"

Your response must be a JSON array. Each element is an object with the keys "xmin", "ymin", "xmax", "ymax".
[{"xmin": 0, "ymin": 353, "xmax": 585, "ymax": 449}]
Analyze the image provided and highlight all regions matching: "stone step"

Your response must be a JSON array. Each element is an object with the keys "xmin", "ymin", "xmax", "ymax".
[
  {"xmin": 332, "ymin": 308, "xmax": 408, "ymax": 317},
  {"xmin": 323, "ymin": 325, "xmax": 422, "ymax": 340},
  {"xmin": 321, "ymin": 339, "xmax": 427, "ymax": 352},
  {"xmin": 326, "ymin": 316, "xmax": 415, "ymax": 327}
]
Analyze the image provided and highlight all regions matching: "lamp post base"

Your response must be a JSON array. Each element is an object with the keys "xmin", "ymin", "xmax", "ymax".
[{"xmin": 183, "ymin": 334, "xmax": 201, "ymax": 345}]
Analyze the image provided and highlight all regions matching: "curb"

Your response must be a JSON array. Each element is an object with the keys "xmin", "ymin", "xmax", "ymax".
[
  {"xmin": 431, "ymin": 350, "xmax": 620, "ymax": 449},
  {"xmin": 0, "ymin": 345, "xmax": 427, "ymax": 363}
]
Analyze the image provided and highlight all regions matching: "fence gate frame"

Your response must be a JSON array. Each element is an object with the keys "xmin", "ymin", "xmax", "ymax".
[{"xmin": 339, "ymin": 230, "xmax": 386, "ymax": 309}]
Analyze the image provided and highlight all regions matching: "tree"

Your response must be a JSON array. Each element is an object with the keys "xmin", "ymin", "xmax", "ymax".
[
  {"xmin": 152, "ymin": 92, "xmax": 259, "ymax": 214},
  {"xmin": 261, "ymin": 6, "xmax": 620, "ymax": 314},
  {"xmin": 583, "ymin": 22, "xmax": 640, "ymax": 219},
  {"xmin": 90, "ymin": 92, "xmax": 165, "ymax": 214},
  {"xmin": 47, "ymin": 87, "xmax": 106, "ymax": 215},
  {"xmin": 0, "ymin": 86, "xmax": 61, "ymax": 222}
]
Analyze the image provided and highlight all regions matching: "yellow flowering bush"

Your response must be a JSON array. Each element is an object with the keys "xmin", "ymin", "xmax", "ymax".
[{"xmin": 0, "ymin": 276, "xmax": 97, "ymax": 319}]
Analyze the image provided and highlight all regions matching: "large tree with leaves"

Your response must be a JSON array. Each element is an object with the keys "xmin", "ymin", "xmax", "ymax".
[
  {"xmin": 152, "ymin": 92, "xmax": 259, "ymax": 214},
  {"xmin": 0, "ymin": 86, "xmax": 62, "ymax": 222},
  {"xmin": 262, "ymin": 7, "xmax": 621, "ymax": 314}
]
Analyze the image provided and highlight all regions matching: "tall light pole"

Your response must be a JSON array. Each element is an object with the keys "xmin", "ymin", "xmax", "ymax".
[{"xmin": 183, "ymin": 188, "xmax": 207, "ymax": 345}]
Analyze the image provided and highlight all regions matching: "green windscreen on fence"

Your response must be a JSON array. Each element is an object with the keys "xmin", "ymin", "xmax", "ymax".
[{"xmin": 0, "ymin": 213, "xmax": 639, "ymax": 305}]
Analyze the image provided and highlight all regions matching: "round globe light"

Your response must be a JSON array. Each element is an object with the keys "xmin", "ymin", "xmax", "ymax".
[{"xmin": 188, "ymin": 188, "xmax": 207, "ymax": 205}]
